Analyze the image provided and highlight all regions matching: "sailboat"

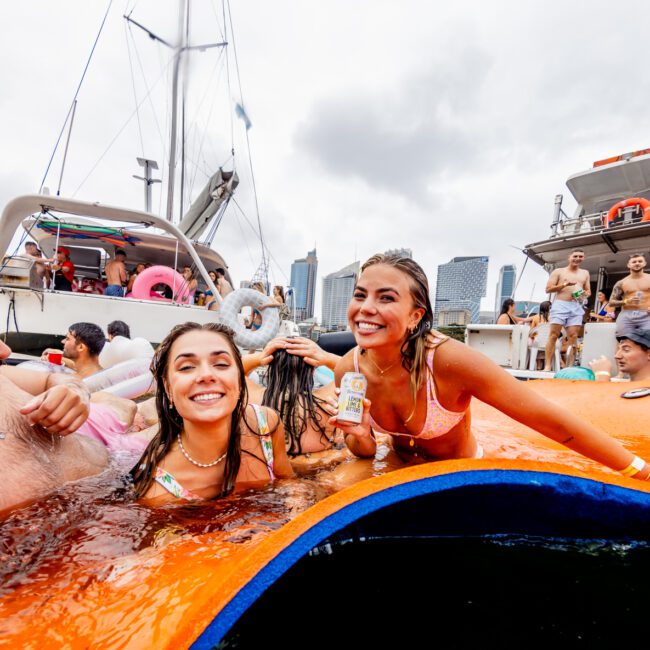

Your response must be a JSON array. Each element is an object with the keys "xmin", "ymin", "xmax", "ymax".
[{"xmin": 0, "ymin": 2, "xmax": 269, "ymax": 353}]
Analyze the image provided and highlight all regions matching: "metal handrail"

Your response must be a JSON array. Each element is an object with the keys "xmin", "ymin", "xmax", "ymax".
[{"xmin": 550, "ymin": 207, "xmax": 646, "ymax": 237}]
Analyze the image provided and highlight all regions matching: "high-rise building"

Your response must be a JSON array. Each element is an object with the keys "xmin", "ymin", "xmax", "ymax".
[
  {"xmin": 321, "ymin": 261, "xmax": 360, "ymax": 330},
  {"xmin": 433, "ymin": 256, "xmax": 488, "ymax": 325},
  {"xmin": 289, "ymin": 249, "xmax": 318, "ymax": 321},
  {"xmin": 495, "ymin": 264, "xmax": 517, "ymax": 316},
  {"xmin": 384, "ymin": 247, "xmax": 413, "ymax": 259}
]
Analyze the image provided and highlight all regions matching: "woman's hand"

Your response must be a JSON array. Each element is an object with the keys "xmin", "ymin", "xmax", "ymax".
[
  {"xmin": 328, "ymin": 391, "xmax": 375, "ymax": 458},
  {"xmin": 283, "ymin": 337, "xmax": 340, "ymax": 369}
]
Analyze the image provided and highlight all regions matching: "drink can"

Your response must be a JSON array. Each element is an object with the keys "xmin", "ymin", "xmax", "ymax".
[
  {"xmin": 571, "ymin": 287, "xmax": 584, "ymax": 300},
  {"xmin": 338, "ymin": 372, "xmax": 367, "ymax": 424}
]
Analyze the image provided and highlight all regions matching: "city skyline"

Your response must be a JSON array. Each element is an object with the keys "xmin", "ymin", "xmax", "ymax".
[
  {"xmin": 495, "ymin": 264, "xmax": 517, "ymax": 316},
  {"xmin": 434, "ymin": 256, "xmax": 489, "ymax": 325},
  {"xmin": 289, "ymin": 248, "xmax": 318, "ymax": 322},
  {"xmin": 321, "ymin": 261, "xmax": 360, "ymax": 330}
]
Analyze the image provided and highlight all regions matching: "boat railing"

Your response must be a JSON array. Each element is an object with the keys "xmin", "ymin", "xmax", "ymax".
[{"xmin": 550, "ymin": 207, "xmax": 647, "ymax": 237}]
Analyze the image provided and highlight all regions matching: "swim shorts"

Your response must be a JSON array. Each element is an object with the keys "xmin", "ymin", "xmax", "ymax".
[
  {"xmin": 549, "ymin": 299, "xmax": 584, "ymax": 327},
  {"xmin": 615, "ymin": 310, "xmax": 650, "ymax": 337},
  {"xmin": 104, "ymin": 284, "xmax": 125, "ymax": 297}
]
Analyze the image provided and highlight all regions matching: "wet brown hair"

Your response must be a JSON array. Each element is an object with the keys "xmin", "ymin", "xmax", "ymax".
[
  {"xmin": 130, "ymin": 322, "xmax": 248, "ymax": 499},
  {"xmin": 359, "ymin": 253, "xmax": 434, "ymax": 412}
]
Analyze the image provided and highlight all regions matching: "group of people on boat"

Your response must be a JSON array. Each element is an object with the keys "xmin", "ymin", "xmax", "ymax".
[{"xmin": 2, "ymin": 252, "xmax": 650, "ymax": 515}]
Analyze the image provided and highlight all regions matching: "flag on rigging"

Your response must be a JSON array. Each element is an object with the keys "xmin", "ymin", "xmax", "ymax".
[{"xmin": 235, "ymin": 103, "xmax": 252, "ymax": 130}]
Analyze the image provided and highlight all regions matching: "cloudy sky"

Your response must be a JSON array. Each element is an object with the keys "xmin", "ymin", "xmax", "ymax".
[{"xmin": 2, "ymin": 0, "xmax": 650, "ymax": 317}]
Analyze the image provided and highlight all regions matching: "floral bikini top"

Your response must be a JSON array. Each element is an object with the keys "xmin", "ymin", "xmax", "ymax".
[
  {"xmin": 353, "ymin": 334, "xmax": 466, "ymax": 441},
  {"xmin": 154, "ymin": 404, "xmax": 275, "ymax": 501}
]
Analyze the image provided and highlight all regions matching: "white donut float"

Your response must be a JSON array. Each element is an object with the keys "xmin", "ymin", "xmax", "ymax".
[
  {"xmin": 131, "ymin": 265, "xmax": 194, "ymax": 304},
  {"xmin": 216, "ymin": 288, "xmax": 280, "ymax": 349}
]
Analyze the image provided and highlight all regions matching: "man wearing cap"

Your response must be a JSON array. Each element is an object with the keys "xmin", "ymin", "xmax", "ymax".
[
  {"xmin": 608, "ymin": 253, "xmax": 650, "ymax": 337},
  {"xmin": 589, "ymin": 329, "xmax": 650, "ymax": 382},
  {"xmin": 104, "ymin": 249, "xmax": 127, "ymax": 297},
  {"xmin": 51, "ymin": 246, "xmax": 75, "ymax": 291}
]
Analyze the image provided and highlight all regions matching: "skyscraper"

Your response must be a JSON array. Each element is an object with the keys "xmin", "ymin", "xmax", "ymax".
[
  {"xmin": 495, "ymin": 264, "xmax": 517, "ymax": 316},
  {"xmin": 321, "ymin": 261, "xmax": 360, "ymax": 330},
  {"xmin": 433, "ymin": 256, "xmax": 488, "ymax": 325},
  {"xmin": 289, "ymin": 248, "xmax": 318, "ymax": 321}
]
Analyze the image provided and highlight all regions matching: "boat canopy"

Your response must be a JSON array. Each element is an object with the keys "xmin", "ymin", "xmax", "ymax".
[{"xmin": 567, "ymin": 154, "xmax": 650, "ymax": 214}]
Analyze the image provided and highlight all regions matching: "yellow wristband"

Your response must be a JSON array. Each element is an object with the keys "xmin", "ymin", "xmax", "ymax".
[{"xmin": 620, "ymin": 456, "xmax": 645, "ymax": 477}]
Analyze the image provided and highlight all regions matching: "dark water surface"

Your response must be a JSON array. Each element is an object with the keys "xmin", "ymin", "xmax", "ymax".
[{"xmin": 220, "ymin": 536, "xmax": 650, "ymax": 648}]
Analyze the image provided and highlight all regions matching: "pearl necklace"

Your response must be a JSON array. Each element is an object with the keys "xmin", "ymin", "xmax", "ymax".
[{"xmin": 177, "ymin": 432, "xmax": 227, "ymax": 468}]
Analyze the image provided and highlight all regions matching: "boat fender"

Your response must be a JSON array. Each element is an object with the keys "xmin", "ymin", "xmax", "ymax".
[
  {"xmin": 131, "ymin": 265, "xmax": 194, "ymax": 304},
  {"xmin": 84, "ymin": 357, "xmax": 153, "ymax": 393},
  {"xmin": 216, "ymin": 288, "xmax": 280, "ymax": 349},
  {"xmin": 606, "ymin": 197, "xmax": 650, "ymax": 227},
  {"xmin": 99, "ymin": 336, "xmax": 155, "ymax": 369}
]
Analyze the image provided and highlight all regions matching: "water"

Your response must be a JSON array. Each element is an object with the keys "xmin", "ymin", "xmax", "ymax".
[{"xmin": 220, "ymin": 535, "xmax": 650, "ymax": 648}]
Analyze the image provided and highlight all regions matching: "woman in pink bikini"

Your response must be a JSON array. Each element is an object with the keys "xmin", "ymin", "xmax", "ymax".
[
  {"xmin": 333, "ymin": 253, "xmax": 650, "ymax": 480},
  {"xmin": 131, "ymin": 322, "xmax": 293, "ymax": 502}
]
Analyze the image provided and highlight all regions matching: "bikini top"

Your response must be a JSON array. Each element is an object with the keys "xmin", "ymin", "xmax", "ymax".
[
  {"xmin": 153, "ymin": 404, "xmax": 275, "ymax": 501},
  {"xmin": 353, "ymin": 336, "xmax": 466, "ymax": 441}
]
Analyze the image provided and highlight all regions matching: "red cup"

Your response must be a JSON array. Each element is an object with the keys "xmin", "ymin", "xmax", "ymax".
[{"xmin": 47, "ymin": 351, "xmax": 63, "ymax": 365}]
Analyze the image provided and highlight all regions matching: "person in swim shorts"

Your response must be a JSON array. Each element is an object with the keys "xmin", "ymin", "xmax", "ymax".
[
  {"xmin": 331, "ymin": 253, "xmax": 650, "ymax": 482},
  {"xmin": 608, "ymin": 253, "xmax": 650, "ymax": 337},
  {"xmin": 544, "ymin": 249, "xmax": 590, "ymax": 370}
]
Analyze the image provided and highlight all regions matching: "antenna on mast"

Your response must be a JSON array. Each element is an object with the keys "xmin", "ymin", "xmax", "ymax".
[{"xmin": 133, "ymin": 158, "xmax": 161, "ymax": 213}]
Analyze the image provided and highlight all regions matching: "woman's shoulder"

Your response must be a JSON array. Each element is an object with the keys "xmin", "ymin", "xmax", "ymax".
[{"xmin": 243, "ymin": 402, "xmax": 279, "ymax": 432}]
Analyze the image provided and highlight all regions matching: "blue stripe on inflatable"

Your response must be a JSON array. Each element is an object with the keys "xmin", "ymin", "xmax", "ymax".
[{"xmin": 190, "ymin": 469, "xmax": 650, "ymax": 648}]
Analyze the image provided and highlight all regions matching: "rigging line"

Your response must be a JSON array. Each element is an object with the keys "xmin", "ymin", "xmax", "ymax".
[
  {"xmin": 71, "ymin": 55, "xmax": 175, "ymax": 198},
  {"xmin": 127, "ymin": 22, "xmax": 166, "ymax": 150},
  {"xmin": 39, "ymin": 0, "xmax": 114, "ymax": 193},
  {"xmin": 229, "ymin": 205, "xmax": 256, "ymax": 267},
  {"xmin": 187, "ymin": 50, "xmax": 228, "ymax": 195},
  {"xmin": 226, "ymin": 0, "xmax": 266, "ymax": 275},
  {"xmin": 124, "ymin": 21, "xmax": 145, "ymax": 157},
  {"xmin": 513, "ymin": 252, "xmax": 530, "ymax": 297},
  {"xmin": 231, "ymin": 197, "xmax": 289, "ymax": 283}
]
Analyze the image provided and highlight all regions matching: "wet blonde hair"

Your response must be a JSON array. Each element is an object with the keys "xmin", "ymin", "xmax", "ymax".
[{"xmin": 359, "ymin": 254, "xmax": 435, "ymax": 413}]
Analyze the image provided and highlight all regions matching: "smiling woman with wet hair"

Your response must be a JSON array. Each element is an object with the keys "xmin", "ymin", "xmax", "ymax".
[{"xmin": 131, "ymin": 322, "xmax": 293, "ymax": 501}]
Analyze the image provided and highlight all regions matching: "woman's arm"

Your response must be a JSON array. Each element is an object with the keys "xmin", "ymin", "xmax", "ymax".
[
  {"xmin": 265, "ymin": 409, "xmax": 295, "ymax": 478},
  {"xmin": 446, "ymin": 343, "xmax": 648, "ymax": 477},
  {"xmin": 284, "ymin": 337, "xmax": 340, "ymax": 369}
]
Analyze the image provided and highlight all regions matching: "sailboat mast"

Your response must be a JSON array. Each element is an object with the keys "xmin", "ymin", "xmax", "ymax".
[{"xmin": 165, "ymin": 0, "xmax": 188, "ymax": 223}]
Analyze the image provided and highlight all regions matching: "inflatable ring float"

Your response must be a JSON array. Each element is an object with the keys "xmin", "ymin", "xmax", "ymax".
[
  {"xmin": 216, "ymin": 287, "xmax": 280, "ymax": 348},
  {"xmin": 131, "ymin": 265, "xmax": 194, "ymax": 304},
  {"xmin": 606, "ymin": 197, "xmax": 650, "ymax": 227}
]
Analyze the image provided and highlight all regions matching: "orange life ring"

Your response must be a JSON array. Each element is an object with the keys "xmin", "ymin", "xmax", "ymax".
[{"xmin": 606, "ymin": 197, "xmax": 650, "ymax": 227}]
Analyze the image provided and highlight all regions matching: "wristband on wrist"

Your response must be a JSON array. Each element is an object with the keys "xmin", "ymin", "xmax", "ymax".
[
  {"xmin": 619, "ymin": 455, "xmax": 645, "ymax": 478},
  {"xmin": 594, "ymin": 370, "xmax": 611, "ymax": 377}
]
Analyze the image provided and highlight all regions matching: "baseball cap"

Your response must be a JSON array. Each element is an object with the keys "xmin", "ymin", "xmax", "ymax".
[
  {"xmin": 618, "ymin": 328, "xmax": 650, "ymax": 348},
  {"xmin": 57, "ymin": 246, "xmax": 70, "ymax": 256}
]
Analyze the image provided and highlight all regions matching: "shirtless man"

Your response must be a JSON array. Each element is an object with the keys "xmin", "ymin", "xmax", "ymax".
[
  {"xmin": 104, "ymin": 249, "xmax": 128, "ymax": 297},
  {"xmin": 23, "ymin": 241, "xmax": 51, "ymax": 288},
  {"xmin": 608, "ymin": 254, "xmax": 650, "ymax": 337},
  {"xmin": 42, "ymin": 322, "xmax": 105, "ymax": 378},
  {"xmin": 0, "ymin": 338, "xmax": 108, "ymax": 514},
  {"xmin": 216, "ymin": 267, "xmax": 233, "ymax": 298},
  {"xmin": 544, "ymin": 249, "xmax": 591, "ymax": 371}
]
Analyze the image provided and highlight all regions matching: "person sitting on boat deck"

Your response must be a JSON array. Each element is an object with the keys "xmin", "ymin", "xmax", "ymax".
[
  {"xmin": 544, "ymin": 248, "xmax": 590, "ymax": 371},
  {"xmin": 0, "ymin": 337, "xmax": 108, "ymax": 513},
  {"xmin": 51, "ymin": 246, "xmax": 75, "ymax": 292},
  {"xmin": 130, "ymin": 322, "xmax": 294, "ymax": 502},
  {"xmin": 588, "ymin": 328, "xmax": 650, "ymax": 383},
  {"xmin": 589, "ymin": 291, "xmax": 616, "ymax": 323},
  {"xmin": 216, "ymin": 267, "xmax": 233, "ymax": 298},
  {"xmin": 496, "ymin": 298, "xmax": 535, "ymax": 326},
  {"xmin": 204, "ymin": 270, "xmax": 219, "ymax": 311},
  {"xmin": 42, "ymin": 322, "xmax": 106, "ymax": 378},
  {"xmin": 107, "ymin": 320, "xmax": 131, "ymax": 341},
  {"xmin": 104, "ymin": 249, "xmax": 128, "ymax": 297},
  {"xmin": 331, "ymin": 253, "xmax": 650, "ymax": 481},
  {"xmin": 126, "ymin": 262, "xmax": 146, "ymax": 294},
  {"xmin": 608, "ymin": 254, "xmax": 650, "ymax": 336},
  {"xmin": 175, "ymin": 265, "xmax": 198, "ymax": 303},
  {"xmin": 244, "ymin": 337, "xmax": 341, "ymax": 461},
  {"xmin": 23, "ymin": 240, "xmax": 51, "ymax": 288}
]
